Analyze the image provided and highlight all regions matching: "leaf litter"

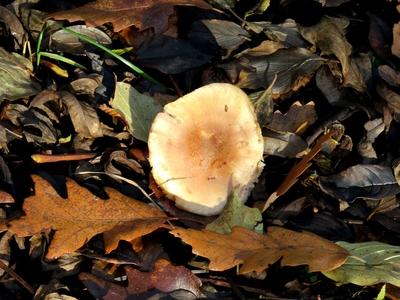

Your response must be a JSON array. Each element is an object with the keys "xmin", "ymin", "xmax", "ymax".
[{"xmin": 1, "ymin": 0, "xmax": 400, "ymax": 299}]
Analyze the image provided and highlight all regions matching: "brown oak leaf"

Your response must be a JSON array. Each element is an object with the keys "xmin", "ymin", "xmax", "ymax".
[
  {"xmin": 80, "ymin": 259, "xmax": 203, "ymax": 299},
  {"xmin": 8, "ymin": 175, "xmax": 168, "ymax": 259},
  {"xmin": 48, "ymin": 0, "xmax": 213, "ymax": 33},
  {"xmin": 171, "ymin": 226, "xmax": 349, "ymax": 274}
]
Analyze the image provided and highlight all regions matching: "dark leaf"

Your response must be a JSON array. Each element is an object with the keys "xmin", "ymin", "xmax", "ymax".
[
  {"xmin": 319, "ymin": 164, "xmax": 400, "ymax": 202},
  {"xmin": 313, "ymin": 0, "xmax": 350, "ymax": 7},
  {"xmin": 50, "ymin": 25, "xmax": 112, "ymax": 55},
  {"xmin": 231, "ymin": 47, "xmax": 324, "ymax": 94},
  {"xmin": 378, "ymin": 65, "xmax": 400, "ymax": 87},
  {"xmin": 256, "ymin": 19, "xmax": 309, "ymax": 48},
  {"xmin": 48, "ymin": 0, "xmax": 212, "ymax": 33},
  {"xmin": 189, "ymin": 19, "xmax": 250, "ymax": 57},
  {"xmin": 368, "ymin": 13, "xmax": 392, "ymax": 60},
  {"xmin": 80, "ymin": 259, "xmax": 203, "ymax": 299},
  {"xmin": 263, "ymin": 130, "xmax": 308, "ymax": 158},
  {"xmin": 268, "ymin": 101, "xmax": 317, "ymax": 134},
  {"xmin": 60, "ymin": 91, "xmax": 104, "ymax": 138},
  {"xmin": 299, "ymin": 16, "xmax": 366, "ymax": 92},
  {"xmin": 0, "ymin": 6, "xmax": 26, "ymax": 48},
  {"xmin": 0, "ymin": 48, "xmax": 40, "ymax": 100},
  {"xmin": 135, "ymin": 35, "xmax": 212, "ymax": 74}
]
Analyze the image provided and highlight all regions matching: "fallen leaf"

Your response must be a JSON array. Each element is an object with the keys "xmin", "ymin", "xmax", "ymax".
[
  {"xmin": 268, "ymin": 101, "xmax": 317, "ymax": 134},
  {"xmin": 323, "ymin": 241, "xmax": 400, "ymax": 287},
  {"xmin": 50, "ymin": 25, "xmax": 112, "ymax": 55},
  {"xmin": 8, "ymin": 175, "xmax": 168, "ymax": 259},
  {"xmin": 299, "ymin": 16, "xmax": 366, "ymax": 92},
  {"xmin": 0, "ymin": 6, "xmax": 26, "ymax": 48},
  {"xmin": 48, "ymin": 0, "xmax": 212, "ymax": 33},
  {"xmin": 319, "ymin": 164, "xmax": 400, "ymax": 202},
  {"xmin": 171, "ymin": 226, "xmax": 348, "ymax": 274},
  {"xmin": 263, "ymin": 132, "xmax": 333, "ymax": 211},
  {"xmin": 80, "ymin": 259, "xmax": 203, "ymax": 299},
  {"xmin": 256, "ymin": 19, "xmax": 308, "ymax": 48},
  {"xmin": 206, "ymin": 192, "xmax": 263, "ymax": 234},
  {"xmin": 263, "ymin": 129, "xmax": 308, "ymax": 158},
  {"xmin": 111, "ymin": 82, "xmax": 162, "ymax": 142},
  {"xmin": 232, "ymin": 47, "xmax": 324, "ymax": 95},
  {"xmin": 368, "ymin": 13, "xmax": 392, "ymax": 60},
  {"xmin": 0, "ymin": 47, "xmax": 40, "ymax": 100},
  {"xmin": 392, "ymin": 22, "xmax": 400, "ymax": 58},
  {"xmin": 378, "ymin": 65, "xmax": 400, "ymax": 87},
  {"xmin": 189, "ymin": 19, "xmax": 250, "ymax": 57},
  {"xmin": 60, "ymin": 91, "xmax": 104, "ymax": 138},
  {"xmin": 135, "ymin": 35, "xmax": 212, "ymax": 74},
  {"xmin": 313, "ymin": 0, "xmax": 350, "ymax": 6}
]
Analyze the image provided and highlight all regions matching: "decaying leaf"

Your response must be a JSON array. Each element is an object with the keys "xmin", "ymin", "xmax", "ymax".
[
  {"xmin": 255, "ymin": 19, "xmax": 308, "ymax": 48},
  {"xmin": 378, "ymin": 65, "xmax": 400, "ymax": 87},
  {"xmin": 8, "ymin": 175, "xmax": 168, "ymax": 259},
  {"xmin": 80, "ymin": 259, "xmax": 203, "ymax": 299},
  {"xmin": 377, "ymin": 82, "xmax": 400, "ymax": 121},
  {"xmin": 313, "ymin": 0, "xmax": 350, "ymax": 7},
  {"xmin": 263, "ymin": 132, "xmax": 333, "ymax": 211},
  {"xmin": 111, "ymin": 82, "xmax": 163, "ymax": 142},
  {"xmin": 206, "ymin": 192, "xmax": 263, "ymax": 234},
  {"xmin": 171, "ymin": 226, "xmax": 348, "ymax": 274},
  {"xmin": 299, "ymin": 16, "xmax": 366, "ymax": 92},
  {"xmin": 135, "ymin": 35, "xmax": 212, "ymax": 74},
  {"xmin": 0, "ymin": 6, "xmax": 26, "ymax": 48},
  {"xmin": 268, "ymin": 101, "xmax": 317, "ymax": 134},
  {"xmin": 319, "ymin": 164, "xmax": 400, "ymax": 202},
  {"xmin": 189, "ymin": 19, "xmax": 250, "ymax": 57},
  {"xmin": 0, "ymin": 48, "xmax": 40, "ymax": 100},
  {"xmin": 50, "ymin": 25, "xmax": 112, "ymax": 55},
  {"xmin": 48, "ymin": 0, "xmax": 212, "ymax": 33},
  {"xmin": 323, "ymin": 241, "xmax": 400, "ymax": 287},
  {"xmin": 392, "ymin": 22, "xmax": 400, "ymax": 58},
  {"xmin": 60, "ymin": 91, "xmax": 104, "ymax": 138},
  {"xmin": 263, "ymin": 130, "xmax": 308, "ymax": 158},
  {"xmin": 231, "ymin": 47, "xmax": 324, "ymax": 96}
]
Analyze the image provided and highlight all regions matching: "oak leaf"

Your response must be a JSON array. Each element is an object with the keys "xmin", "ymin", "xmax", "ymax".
[
  {"xmin": 48, "ymin": 0, "xmax": 213, "ymax": 33},
  {"xmin": 8, "ymin": 175, "xmax": 168, "ymax": 259},
  {"xmin": 80, "ymin": 259, "xmax": 203, "ymax": 299},
  {"xmin": 171, "ymin": 226, "xmax": 348, "ymax": 274}
]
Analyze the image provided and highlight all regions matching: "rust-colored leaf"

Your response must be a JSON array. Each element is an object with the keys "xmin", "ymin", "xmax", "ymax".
[
  {"xmin": 80, "ymin": 259, "xmax": 203, "ymax": 299},
  {"xmin": 8, "ymin": 175, "xmax": 168, "ymax": 259},
  {"xmin": 48, "ymin": 0, "xmax": 212, "ymax": 33},
  {"xmin": 171, "ymin": 226, "xmax": 348, "ymax": 274}
]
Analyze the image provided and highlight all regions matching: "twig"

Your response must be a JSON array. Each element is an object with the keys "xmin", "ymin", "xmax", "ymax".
[
  {"xmin": 31, "ymin": 153, "xmax": 96, "ymax": 163},
  {"xmin": 0, "ymin": 260, "xmax": 34, "ymax": 294},
  {"xmin": 262, "ymin": 131, "xmax": 334, "ymax": 212}
]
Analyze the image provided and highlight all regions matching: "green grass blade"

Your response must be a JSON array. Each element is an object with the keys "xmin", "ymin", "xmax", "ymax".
[
  {"xmin": 38, "ymin": 51, "xmax": 88, "ymax": 70},
  {"xmin": 36, "ymin": 27, "xmax": 45, "ymax": 67},
  {"xmin": 62, "ymin": 27, "xmax": 162, "ymax": 85}
]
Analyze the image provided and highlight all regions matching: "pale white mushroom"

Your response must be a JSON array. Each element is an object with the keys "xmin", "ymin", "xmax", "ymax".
[{"xmin": 148, "ymin": 83, "xmax": 264, "ymax": 216}]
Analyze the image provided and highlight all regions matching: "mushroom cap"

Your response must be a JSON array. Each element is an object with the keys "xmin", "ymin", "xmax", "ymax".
[{"xmin": 148, "ymin": 83, "xmax": 264, "ymax": 216}]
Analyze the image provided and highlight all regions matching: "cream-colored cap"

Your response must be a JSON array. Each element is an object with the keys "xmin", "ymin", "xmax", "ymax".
[{"xmin": 148, "ymin": 83, "xmax": 264, "ymax": 216}]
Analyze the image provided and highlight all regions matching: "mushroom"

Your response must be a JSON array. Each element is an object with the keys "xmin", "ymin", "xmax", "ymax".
[{"xmin": 148, "ymin": 83, "xmax": 264, "ymax": 216}]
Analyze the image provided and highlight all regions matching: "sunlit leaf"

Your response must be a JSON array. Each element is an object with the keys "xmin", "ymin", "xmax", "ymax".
[
  {"xmin": 323, "ymin": 241, "xmax": 400, "ymax": 287},
  {"xmin": 111, "ymin": 82, "xmax": 162, "ymax": 142}
]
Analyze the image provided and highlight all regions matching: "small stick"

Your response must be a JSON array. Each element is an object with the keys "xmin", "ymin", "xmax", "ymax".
[
  {"xmin": 262, "ymin": 131, "xmax": 333, "ymax": 212},
  {"xmin": 0, "ymin": 260, "xmax": 35, "ymax": 294},
  {"xmin": 31, "ymin": 153, "xmax": 96, "ymax": 163}
]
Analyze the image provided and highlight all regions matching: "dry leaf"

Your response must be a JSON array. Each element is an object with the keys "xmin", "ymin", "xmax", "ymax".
[
  {"xmin": 80, "ymin": 259, "xmax": 203, "ymax": 299},
  {"xmin": 48, "ymin": 0, "xmax": 212, "ymax": 33},
  {"xmin": 171, "ymin": 226, "xmax": 348, "ymax": 274},
  {"xmin": 299, "ymin": 16, "xmax": 366, "ymax": 92},
  {"xmin": 392, "ymin": 22, "xmax": 400, "ymax": 58},
  {"xmin": 8, "ymin": 175, "xmax": 168, "ymax": 259}
]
